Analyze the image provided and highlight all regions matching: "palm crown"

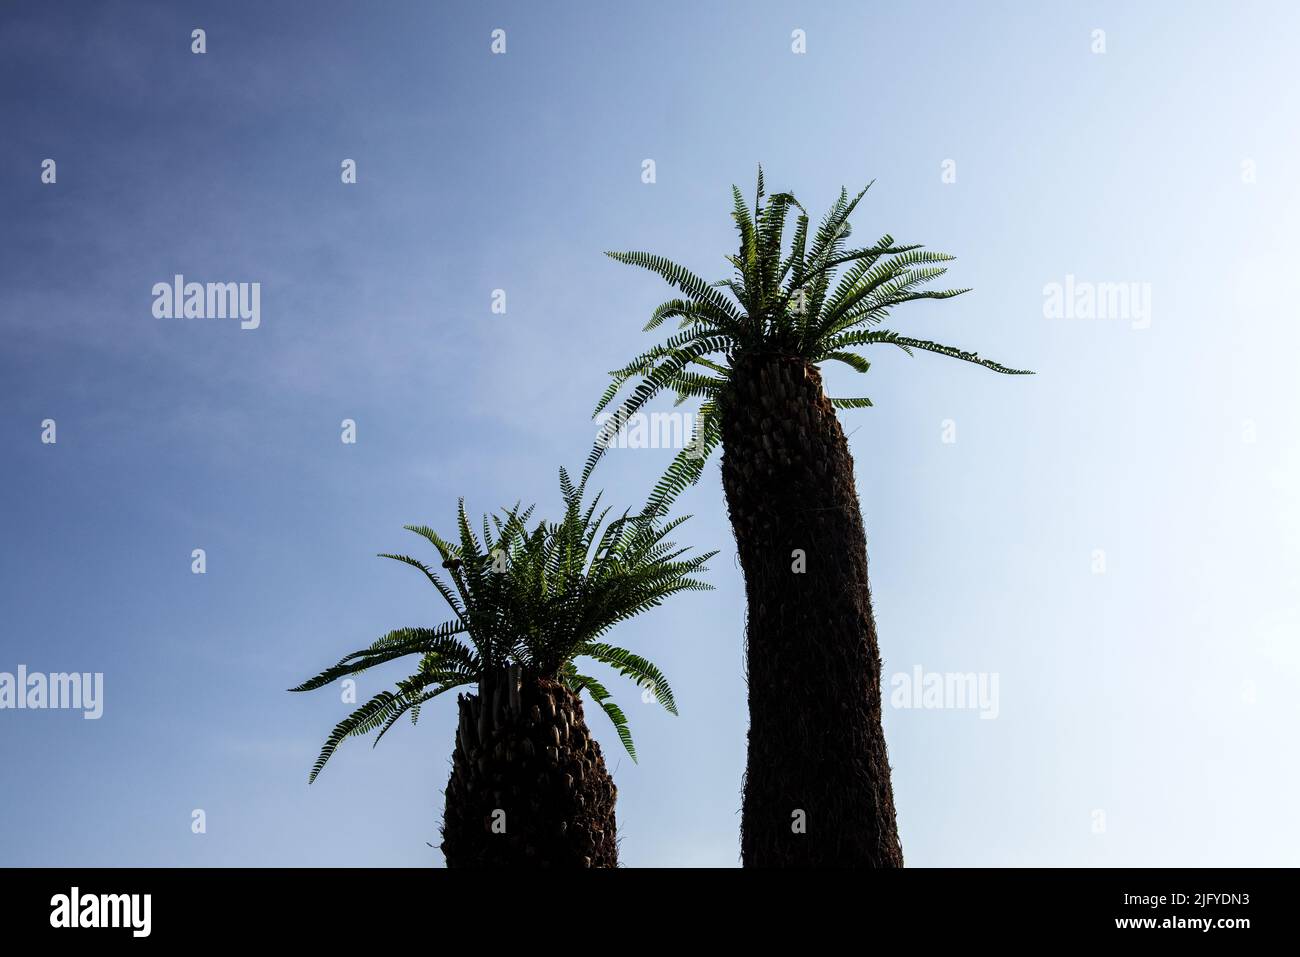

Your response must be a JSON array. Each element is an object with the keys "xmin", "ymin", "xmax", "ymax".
[
  {"xmin": 587, "ymin": 169, "xmax": 1033, "ymax": 512},
  {"xmin": 291, "ymin": 468, "xmax": 715, "ymax": 781}
]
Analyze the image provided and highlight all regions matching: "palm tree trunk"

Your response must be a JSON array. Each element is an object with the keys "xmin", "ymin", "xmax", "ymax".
[
  {"xmin": 440, "ymin": 665, "xmax": 618, "ymax": 867},
  {"xmin": 720, "ymin": 352, "xmax": 903, "ymax": 867}
]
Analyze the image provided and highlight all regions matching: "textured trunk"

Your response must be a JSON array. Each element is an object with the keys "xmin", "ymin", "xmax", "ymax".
[
  {"xmin": 440, "ymin": 664, "xmax": 618, "ymax": 868},
  {"xmin": 721, "ymin": 352, "xmax": 903, "ymax": 868}
]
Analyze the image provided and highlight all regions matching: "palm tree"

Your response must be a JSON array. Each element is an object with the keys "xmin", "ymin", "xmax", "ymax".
[
  {"xmin": 588, "ymin": 170, "xmax": 1032, "ymax": 867},
  {"xmin": 291, "ymin": 469, "xmax": 714, "ymax": 868}
]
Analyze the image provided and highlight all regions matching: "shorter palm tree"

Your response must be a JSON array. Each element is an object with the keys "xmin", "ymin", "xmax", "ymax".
[{"xmin": 290, "ymin": 469, "xmax": 714, "ymax": 868}]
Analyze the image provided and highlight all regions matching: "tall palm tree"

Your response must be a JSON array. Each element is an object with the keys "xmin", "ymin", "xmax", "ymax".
[
  {"xmin": 588, "ymin": 170, "xmax": 1032, "ymax": 867},
  {"xmin": 291, "ymin": 469, "xmax": 714, "ymax": 868}
]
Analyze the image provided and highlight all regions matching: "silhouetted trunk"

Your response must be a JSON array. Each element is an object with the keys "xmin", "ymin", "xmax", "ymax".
[
  {"xmin": 720, "ymin": 352, "xmax": 903, "ymax": 868},
  {"xmin": 440, "ymin": 665, "xmax": 618, "ymax": 868}
]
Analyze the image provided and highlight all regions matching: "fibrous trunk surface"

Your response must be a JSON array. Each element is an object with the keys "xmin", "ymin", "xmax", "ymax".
[
  {"xmin": 440, "ymin": 666, "xmax": 618, "ymax": 868},
  {"xmin": 721, "ymin": 352, "xmax": 903, "ymax": 868}
]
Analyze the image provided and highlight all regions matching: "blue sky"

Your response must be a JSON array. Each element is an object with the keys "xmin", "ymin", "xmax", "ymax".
[{"xmin": 2, "ymin": 0, "xmax": 1298, "ymax": 866}]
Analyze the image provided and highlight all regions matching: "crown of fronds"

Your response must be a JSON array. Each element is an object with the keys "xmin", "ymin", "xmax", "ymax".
[
  {"xmin": 586, "ymin": 167, "xmax": 1033, "ymax": 514},
  {"xmin": 290, "ymin": 468, "xmax": 715, "ymax": 781}
]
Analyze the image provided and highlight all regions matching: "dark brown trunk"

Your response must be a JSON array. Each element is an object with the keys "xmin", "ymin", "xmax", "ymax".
[
  {"xmin": 720, "ymin": 352, "xmax": 903, "ymax": 867},
  {"xmin": 440, "ymin": 665, "xmax": 618, "ymax": 868}
]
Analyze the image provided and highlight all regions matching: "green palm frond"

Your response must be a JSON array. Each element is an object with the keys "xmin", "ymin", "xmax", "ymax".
[
  {"xmin": 815, "ymin": 329, "xmax": 1034, "ymax": 375},
  {"xmin": 287, "ymin": 623, "xmax": 474, "ymax": 693},
  {"xmin": 306, "ymin": 669, "xmax": 463, "ymax": 783},
  {"xmin": 293, "ymin": 467, "xmax": 711, "ymax": 779},
  {"xmin": 591, "ymin": 170, "xmax": 1034, "ymax": 510},
  {"xmin": 581, "ymin": 642, "xmax": 678, "ymax": 715},
  {"xmin": 564, "ymin": 664, "xmax": 637, "ymax": 762}
]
